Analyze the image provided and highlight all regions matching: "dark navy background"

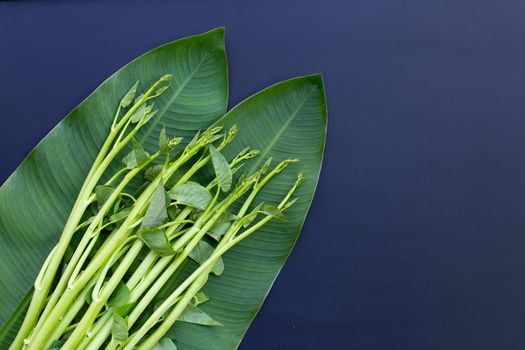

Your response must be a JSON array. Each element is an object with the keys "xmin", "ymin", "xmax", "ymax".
[{"xmin": 2, "ymin": 1, "xmax": 525, "ymax": 349}]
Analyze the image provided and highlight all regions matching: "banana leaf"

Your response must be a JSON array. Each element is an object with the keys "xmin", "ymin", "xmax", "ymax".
[
  {"xmin": 0, "ymin": 28, "xmax": 327, "ymax": 349},
  {"xmin": 0, "ymin": 27, "xmax": 228, "ymax": 346},
  {"xmin": 169, "ymin": 74, "xmax": 327, "ymax": 349}
]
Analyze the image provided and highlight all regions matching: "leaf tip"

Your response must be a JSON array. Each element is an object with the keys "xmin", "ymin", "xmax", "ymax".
[
  {"xmin": 209, "ymin": 26, "xmax": 225, "ymax": 39},
  {"xmin": 304, "ymin": 73, "xmax": 325, "ymax": 89}
]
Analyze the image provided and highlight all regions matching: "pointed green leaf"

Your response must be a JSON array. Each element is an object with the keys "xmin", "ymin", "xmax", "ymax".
[
  {"xmin": 178, "ymin": 305, "xmax": 222, "ymax": 327},
  {"xmin": 260, "ymin": 157, "xmax": 272, "ymax": 175},
  {"xmin": 282, "ymin": 197, "xmax": 299, "ymax": 210},
  {"xmin": 114, "ymin": 301, "xmax": 137, "ymax": 318},
  {"xmin": 108, "ymin": 208, "xmax": 132, "ymax": 223},
  {"xmin": 107, "ymin": 283, "xmax": 130, "ymax": 308},
  {"xmin": 187, "ymin": 130, "xmax": 201, "ymax": 148},
  {"xmin": 192, "ymin": 292, "xmax": 210, "ymax": 307},
  {"xmin": 130, "ymin": 103, "xmax": 147, "ymax": 123},
  {"xmin": 240, "ymin": 204, "xmax": 263, "ymax": 228},
  {"xmin": 144, "ymin": 164, "xmax": 177, "ymax": 190},
  {"xmin": 207, "ymin": 222, "xmax": 231, "ymax": 240},
  {"xmin": 141, "ymin": 182, "xmax": 168, "ymax": 230},
  {"xmin": 167, "ymin": 206, "xmax": 181, "ymax": 221},
  {"xmin": 206, "ymin": 133, "xmax": 225, "ymax": 145},
  {"xmin": 209, "ymin": 144, "xmax": 232, "ymax": 192},
  {"xmin": 168, "ymin": 182, "xmax": 212, "ymax": 210},
  {"xmin": 221, "ymin": 212, "xmax": 238, "ymax": 222},
  {"xmin": 95, "ymin": 185, "xmax": 114, "ymax": 210},
  {"xmin": 159, "ymin": 127, "xmax": 169, "ymax": 153},
  {"xmin": 122, "ymin": 139, "xmax": 150, "ymax": 168},
  {"xmin": 153, "ymin": 338, "xmax": 178, "ymax": 350},
  {"xmin": 145, "ymin": 164, "xmax": 164, "ymax": 182},
  {"xmin": 154, "ymin": 85, "xmax": 170, "ymax": 97},
  {"xmin": 140, "ymin": 230, "xmax": 175, "ymax": 256},
  {"xmin": 142, "ymin": 108, "xmax": 158, "ymax": 125},
  {"xmin": 260, "ymin": 204, "xmax": 287, "ymax": 221},
  {"xmin": 112, "ymin": 312, "xmax": 128, "ymax": 342},
  {"xmin": 206, "ymin": 210, "xmax": 236, "ymax": 239},
  {"xmin": 189, "ymin": 241, "xmax": 224, "ymax": 276},
  {"xmin": 120, "ymin": 81, "xmax": 139, "ymax": 108},
  {"xmin": 241, "ymin": 213, "xmax": 258, "ymax": 228}
]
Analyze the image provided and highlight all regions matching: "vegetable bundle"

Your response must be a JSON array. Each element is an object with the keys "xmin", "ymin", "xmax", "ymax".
[{"xmin": 0, "ymin": 28, "xmax": 326, "ymax": 349}]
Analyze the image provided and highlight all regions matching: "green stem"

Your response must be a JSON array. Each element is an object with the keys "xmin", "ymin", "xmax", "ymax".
[
  {"xmin": 91, "ymin": 237, "xmax": 135, "ymax": 303},
  {"xmin": 129, "ymin": 211, "xmax": 274, "ymax": 349},
  {"xmin": 82, "ymin": 209, "xmax": 195, "ymax": 345},
  {"xmin": 114, "ymin": 118, "xmax": 133, "ymax": 148},
  {"xmin": 32, "ymin": 152, "xmax": 157, "ymax": 338},
  {"xmin": 68, "ymin": 235, "xmax": 99, "ymax": 288},
  {"xmin": 104, "ymin": 167, "xmax": 129, "ymax": 186},
  {"xmin": 13, "ymin": 78, "xmax": 170, "ymax": 350},
  {"xmin": 13, "ymin": 184, "xmax": 96, "ymax": 349},
  {"xmin": 124, "ymin": 197, "xmax": 226, "ymax": 327},
  {"xmin": 125, "ymin": 172, "xmax": 302, "ymax": 348},
  {"xmin": 26, "ymin": 192, "xmax": 149, "ymax": 348},
  {"xmin": 135, "ymin": 274, "xmax": 208, "ymax": 350},
  {"xmin": 70, "ymin": 132, "xmax": 239, "ymax": 344},
  {"xmin": 44, "ymin": 274, "xmax": 102, "ymax": 349},
  {"xmin": 80, "ymin": 309, "xmax": 113, "ymax": 350},
  {"xmin": 120, "ymin": 193, "xmax": 136, "ymax": 203},
  {"xmin": 125, "ymin": 252, "xmax": 159, "ymax": 291},
  {"xmin": 90, "ymin": 177, "xmax": 251, "ymax": 345},
  {"xmin": 126, "ymin": 208, "xmax": 194, "ymax": 290},
  {"xmin": 28, "ymin": 125, "xmax": 228, "ymax": 349},
  {"xmin": 111, "ymin": 105, "xmax": 121, "ymax": 131},
  {"xmin": 124, "ymin": 180, "xmax": 254, "ymax": 330},
  {"xmin": 32, "ymin": 138, "xmax": 209, "ymax": 348},
  {"xmin": 76, "ymin": 149, "xmax": 263, "ymax": 346},
  {"xmin": 61, "ymin": 240, "xmax": 144, "ymax": 350}
]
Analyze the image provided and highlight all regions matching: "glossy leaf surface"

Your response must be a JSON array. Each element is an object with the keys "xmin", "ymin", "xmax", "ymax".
[
  {"xmin": 0, "ymin": 31, "xmax": 326, "ymax": 350},
  {"xmin": 0, "ymin": 27, "xmax": 228, "ymax": 346}
]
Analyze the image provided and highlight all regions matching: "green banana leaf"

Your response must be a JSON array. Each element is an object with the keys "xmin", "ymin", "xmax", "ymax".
[
  {"xmin": 0, "ymin": 28, "xmax": 327, "ymax": 349},
  {"xmin": 0, "ymin": 27, "xmax": 228, "ymax": 346},
  {"xmin": 170, "ymin": 74, "xmax": 327, "ymax": 349}
]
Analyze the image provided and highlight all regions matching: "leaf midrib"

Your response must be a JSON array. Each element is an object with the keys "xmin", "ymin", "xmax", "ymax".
[
  {"xmin": 246, "ymin": 86, "xmax": 316, "ymax": 174},
  {"xmin": 139, "ymin": 53, "xmax": 211, "ymax": 143}
]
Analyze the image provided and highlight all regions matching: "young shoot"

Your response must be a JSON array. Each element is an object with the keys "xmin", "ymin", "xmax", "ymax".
[{"xmin": 10, "ymin": 75, "xmax": 306, "ymax": 350}]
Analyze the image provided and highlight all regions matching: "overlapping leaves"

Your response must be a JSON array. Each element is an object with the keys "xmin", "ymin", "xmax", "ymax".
[{"xmin": 0, "ymin": 28, "xmax": 326, "ymax": 350}]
